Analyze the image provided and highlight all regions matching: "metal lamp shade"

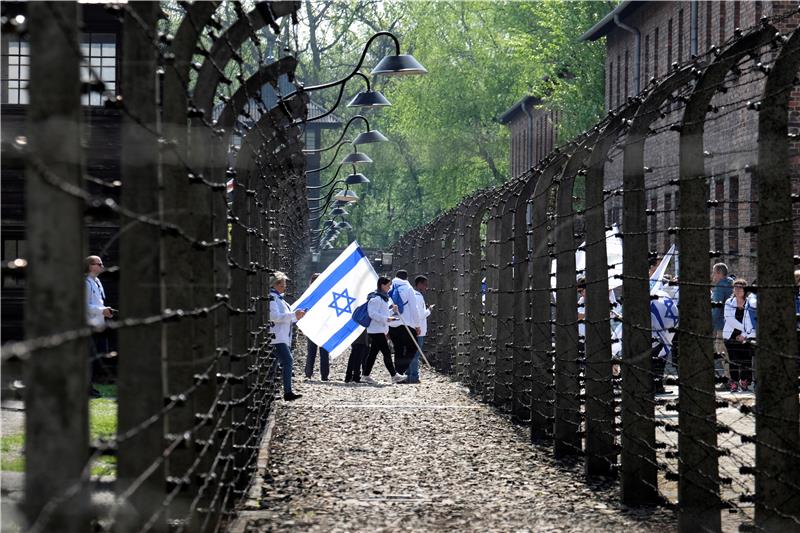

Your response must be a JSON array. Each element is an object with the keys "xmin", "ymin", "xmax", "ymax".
[
  {"xmin": 335, "ymin": 190, "xmax": 359, "ymax": 202},
  {"xmin": 336, "ymin": 221, "xmax": 353, "ymax": 231},
  {"xmin": 347, "ymin": 90, "xmax": 391, "ymax": 108},
  {"xmin": 333, "ymin": 200, "xmax": 349, "ymax": 208},
  {"xmin": 371, "ymin": 54, "xmax": 428, "ymax": 76},
  {"xmin": 330, "ymin": 207, "xmax": 349, "ymax": 216},
  {"xmin": 353, "ymin": 130, "xmax": 388, "ymax": 145},
  {"xmin": 345, "ymin": 172, "xmax": 370, "ymax": 185},
  {"xmin": 322, "ymin": 220, "xmax": 334, "ymax": 228},
  {"xmin": 341, "ymin": 152, "xmax": 373, "ymax": 165}
]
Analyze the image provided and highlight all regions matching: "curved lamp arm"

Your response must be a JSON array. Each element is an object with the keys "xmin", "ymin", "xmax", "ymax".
[
  {"xmin": 305, "ymin": 140, "xmax": 353, "ymax": 174},
  {"xmin": 307, "ymin": 180, "xmax": 345, "ymax": 201},
  {"xmin": 295, "ymin": 32, "xmax": 400, "ymax": 95},
  {"xmin": 308, "ymin": 186, "xmax": 341, "ymax": 220},
  {"xmin": 300, "ymin": 73, "xmax": 371, "ymax": 125},
  {"xmin": 303, "ymin": 115, "xmax": 371, "ymax": 154}
]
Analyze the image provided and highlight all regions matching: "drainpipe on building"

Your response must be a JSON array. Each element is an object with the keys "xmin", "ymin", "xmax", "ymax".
[
  {"xmin": 522, "ymin": 98, "xmax": 534, "ymax": 170},
  {"xmin": 613, "ymin": 14, "xmax": 640, "ymax": 94},
  {"xmin": 690, "ymin": 1, "xmax": 698, "ymax": 57}
]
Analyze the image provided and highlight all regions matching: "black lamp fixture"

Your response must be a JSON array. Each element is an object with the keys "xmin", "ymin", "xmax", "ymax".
[
  {"xmin": 303, "ymin": 116, "xmax": 387, "ymax": 154},
  {"xmin": 292, "ymin": 31, "xmax": 427, "ymax": 122},
  {"xmin": 330, "ymin": 207, "xmax": 349, "ymax": 217},
  {"xmin": 335, "ymin": 189, "xmax": 359, "ymax": 203},
  {"xmin": 345, "ymin": 171, "xmax": 370, "ymax": 185},
  {"xmin": 341, "ymin": 149, "xmax": 372, "ymax": 165}
]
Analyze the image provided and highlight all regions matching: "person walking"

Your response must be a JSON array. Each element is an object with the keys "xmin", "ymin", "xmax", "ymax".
[
  {"xmin": 269, "ymin": 271, "xmax": 306, "ymax": 401},
  {"xmin": 345, "ymin": 329, "xmax": 368, "ymax": 383},
  {"xmin": 388, "ymin": 270, "xmax": 421, "ymax": 377},
  {"xmin": 304, "ymin": 273, "xmax": 330, "ymax": 381},
  {"xmin": 86, "ymin": 255, "xmax": 112, "ymax": 398},
  {"xmin": 361, "ymin": 277, "xmax": 407, "ymax": 384},
  {"xmin": 723, "ymin": 279, "xmax": 756, "ymax": 392},
  {"xmin": 407, "ymin": 275, "xmax": 433, "ymax": 384},
  {"xmin": 711, "ymin": 263, "xmax": 733, "ymax": 387}
]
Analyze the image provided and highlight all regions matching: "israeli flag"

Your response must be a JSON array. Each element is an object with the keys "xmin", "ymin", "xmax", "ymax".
[{"xmin": 291, "ymin": 241, "xmax": 378, "ymax": 359}]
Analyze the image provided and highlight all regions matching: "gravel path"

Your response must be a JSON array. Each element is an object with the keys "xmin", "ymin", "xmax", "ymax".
[{"xmin": 233, "ymin": 354, "xmax": 676, "ymax": 532}]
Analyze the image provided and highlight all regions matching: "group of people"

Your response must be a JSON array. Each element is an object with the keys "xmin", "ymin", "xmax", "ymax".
[{"xmin": 267, "ymin": 269, "xmax": 432, "ymax": 401}]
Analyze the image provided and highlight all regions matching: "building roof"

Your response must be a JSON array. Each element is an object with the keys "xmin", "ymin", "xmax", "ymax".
[
  {"xmin": 307, "ymin": 100, "xmax": 343, "ymax": 126},
  {"xmin": 499, "ymin": 96, "xmax": 543, "ymax": 125},
  {"xmin": 578, "ymin": 1, "xmax": 643, "ymax": 42}
]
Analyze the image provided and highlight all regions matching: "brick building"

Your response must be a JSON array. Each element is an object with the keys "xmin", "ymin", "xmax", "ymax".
[
  {"xmin": 499, "ymin": 96, "xmax": 559, "ymax": 180},
  {"xmin": 580, "ymin": 0, "xmax": 800, "ymax": 280}
]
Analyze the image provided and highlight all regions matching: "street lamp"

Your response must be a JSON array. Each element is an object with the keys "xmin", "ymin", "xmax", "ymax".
[{"xmin": 303, "ymin": 115, "xmax": 388, "ymax": 154}]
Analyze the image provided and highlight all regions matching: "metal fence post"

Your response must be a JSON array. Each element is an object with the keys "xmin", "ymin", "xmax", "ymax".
[
  {"xmin": 754, "ymin": 27, "xmax": 800, "ymax": 531},
  {"xmin": 116, "ymin": 4, "xmax": 165, "ymax": 532},
  {"xmin": 23, "ymin": 3, "xmax": 88, "ymax": 530}
]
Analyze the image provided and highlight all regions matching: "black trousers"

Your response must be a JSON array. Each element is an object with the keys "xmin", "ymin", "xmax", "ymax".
[
  {"xmin": 346, "ymin": 343, "xmax": 367, "ymax": 382},
  {"xmin": 725, "ymin": 340, "xmax": 754, "ymax": 383},
  {"xmin": 389, "ymin": 325, "xmax": 416, "ymax": 374},
  {"xmin": 363, "ymin": 333, "xmax": 396, "ymax": 377}
]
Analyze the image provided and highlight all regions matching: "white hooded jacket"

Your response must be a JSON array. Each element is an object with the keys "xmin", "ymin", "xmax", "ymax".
[{"xmin": 388, "ymin": 277, "xmax": 421, "ymax": 330}]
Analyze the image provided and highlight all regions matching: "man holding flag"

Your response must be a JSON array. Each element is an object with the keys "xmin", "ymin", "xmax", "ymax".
[
  {"xmin": 291, "ymin": 242, "xmax": 379, "ymax": 360},
  {"xmin": 388, "ymin": 270, "xmax": 422, "ymax": 377}
]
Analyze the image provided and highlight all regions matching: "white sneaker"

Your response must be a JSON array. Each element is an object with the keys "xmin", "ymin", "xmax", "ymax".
[
  {"xmin": 392, "ymin": 373, "xmax": 407, "ymax": 383},
  {"xmin": 362, "ymin": 375, "xmax": 376, "ymax": 384}
]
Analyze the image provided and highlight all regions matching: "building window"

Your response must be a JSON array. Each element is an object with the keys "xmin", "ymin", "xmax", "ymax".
[
  {"xmin": 2, "ymin": 38, "xmax": 30, "ymax": 104},
  {"xmin": 624, "ymin": 50, "xmax": 629, "ymax": 99},
  {"xmin": 649, "ymin": 193, "xmax": 658, "ymax": 252},
  {"xmin": 668, "ymin": 19, "xmax": 674, "ymax": 69},
  {"xmin": 719, "ymin": 1, "xmax": 726, "ymax": 43},
  {"xmin": 728, "ymin": 175, "xmax": 739, "ymax": 255},
  {"xmin": 733, "ymin": 1, "xmax": 740, "ymax": 29},
  {"xmin": 644, "ymin": 34, "xmax": 650, "ymax": 82},
  {"xmin": 2, "ymin": 238, "xmax": 26, "ymax": 288},
  {"xmin": 663, "ymin": 192, "xmax": 673, "ymax": 252},
  {"xmin": 654, "ymin": 27, "xmax": 660, "ymax": 78},
  {"xmin": 714, "ymin": 178, "xmax": 725, "ymax": 252},
  {"xmin": 706, "ymin": 1, "xmax": 713, "ymax": 50},
  {"xmin": 616, "ymin": 55, "xmax": 621, "ymax": 107},
  {"xmin": 80, "ymin": 33, "xmax": 116, "ymax": 106},
  {"xmin": 608, "ymin": 61, "xmax": 614, "ymax": 110},
  {"xmin": 2, "ymin": 33, "xmax": 115, "ymax": 106},
  {"xmin": 678, "ymin": 9, "xmax": 685, "ymax": 62},
  {"xmin": 755, "ymin": 1, "xmax": 763, "ymax": 24}
]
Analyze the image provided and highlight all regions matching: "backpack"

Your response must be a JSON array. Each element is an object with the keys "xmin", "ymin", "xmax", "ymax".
[
  {"xmin": 352, "ymin": 291, "xmax": 387, "ymax": 328},
  {"xmin": 388, "ymin": 284, "xmax": 407, "ymax": 314}
]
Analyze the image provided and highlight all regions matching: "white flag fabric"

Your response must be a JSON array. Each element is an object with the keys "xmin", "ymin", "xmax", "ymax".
[
  {"xmin": 551, "ymin": 224, "xmax": 623, "ymax": 290},
  {"xmin": 650, "ymin": 244, "xmax": 676, "ymax": 293},
  {"xmin": 291, "ymin": 241, "xmax": 378, "ymax": 359}
]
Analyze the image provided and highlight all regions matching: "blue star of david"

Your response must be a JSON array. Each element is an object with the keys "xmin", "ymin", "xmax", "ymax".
[{"xmin": 329, "ymin": 288, "xmax": 356, "ymax": 317}]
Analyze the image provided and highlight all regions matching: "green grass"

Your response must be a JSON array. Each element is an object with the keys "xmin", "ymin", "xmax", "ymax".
[{"xmin": 1, "ymin": 386, "xmax": 119, "ymax": 476}]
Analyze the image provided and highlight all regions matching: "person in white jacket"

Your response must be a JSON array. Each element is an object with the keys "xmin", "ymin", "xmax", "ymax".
[
  {"xmin": 388, "ymin": 270, "xmax": 422, "ymax": 377},
  {"xmin": 361, "ymin": 277, "xmax": 407, "ymax": 384},
  {"xmin": 85, "ymin": 255, "xmax": 112, "ymax": 398},
  {"xmin": 407, "ymin": 275, "xmax": 433, "ymax": 384},
  {"xmin": 269, "ymin": 271, "xmax": 306, "ymax": 401},
  {"xmin": 723, "ymin": 279, "xmax": 756, "ymax": 392}
]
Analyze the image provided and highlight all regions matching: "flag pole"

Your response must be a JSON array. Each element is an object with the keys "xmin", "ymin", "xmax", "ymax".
[{"xmin": 393, "ymin": 311, "xmax": 431, "ymax": 368}]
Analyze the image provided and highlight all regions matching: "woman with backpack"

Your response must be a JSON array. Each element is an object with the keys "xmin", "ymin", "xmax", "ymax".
[{"xmin": 361, "ymin": 276, "xmax": 408, "ymax": 384}]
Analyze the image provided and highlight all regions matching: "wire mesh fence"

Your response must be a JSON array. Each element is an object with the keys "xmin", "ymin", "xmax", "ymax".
[
  {"xmin": 1, "ymin": 2, "xmax": 309, "ymax": 531},
  {"xmin": 392, "ymin": 12, "xmax": 800, "ymax": 533}
]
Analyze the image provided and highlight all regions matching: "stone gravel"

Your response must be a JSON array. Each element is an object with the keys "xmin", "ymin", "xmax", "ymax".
[{"xmin": 235, "ymin": 353, "xmax": 676, "ymax": 532}]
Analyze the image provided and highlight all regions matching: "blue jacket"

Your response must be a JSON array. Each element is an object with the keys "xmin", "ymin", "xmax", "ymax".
[{"xmin": 711, "ymin": 276, "xmax": 733, "ymax": 331}]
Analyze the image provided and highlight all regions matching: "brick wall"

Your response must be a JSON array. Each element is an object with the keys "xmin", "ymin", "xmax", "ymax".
[
  {"xmin": 600, "ymin": 0, "xmax": 799, "ymax": 280},
  {"xmin": 506, "ymin": 105, "xmax": 558, "ymax": 179}
]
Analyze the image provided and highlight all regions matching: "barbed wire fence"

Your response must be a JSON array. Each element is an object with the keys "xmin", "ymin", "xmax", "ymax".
[
  {"xmin": 393, "ymin": 12, "xmax": 800, "ymax": 533},
  {"xmin": 1, "ymin": 1, "xmax": 309, "ymax": 531}
]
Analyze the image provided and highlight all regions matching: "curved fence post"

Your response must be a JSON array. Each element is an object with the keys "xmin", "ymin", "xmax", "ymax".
[{"xmin": 754, "ymin": 26, "xmax": 800, "ymax": 531}]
